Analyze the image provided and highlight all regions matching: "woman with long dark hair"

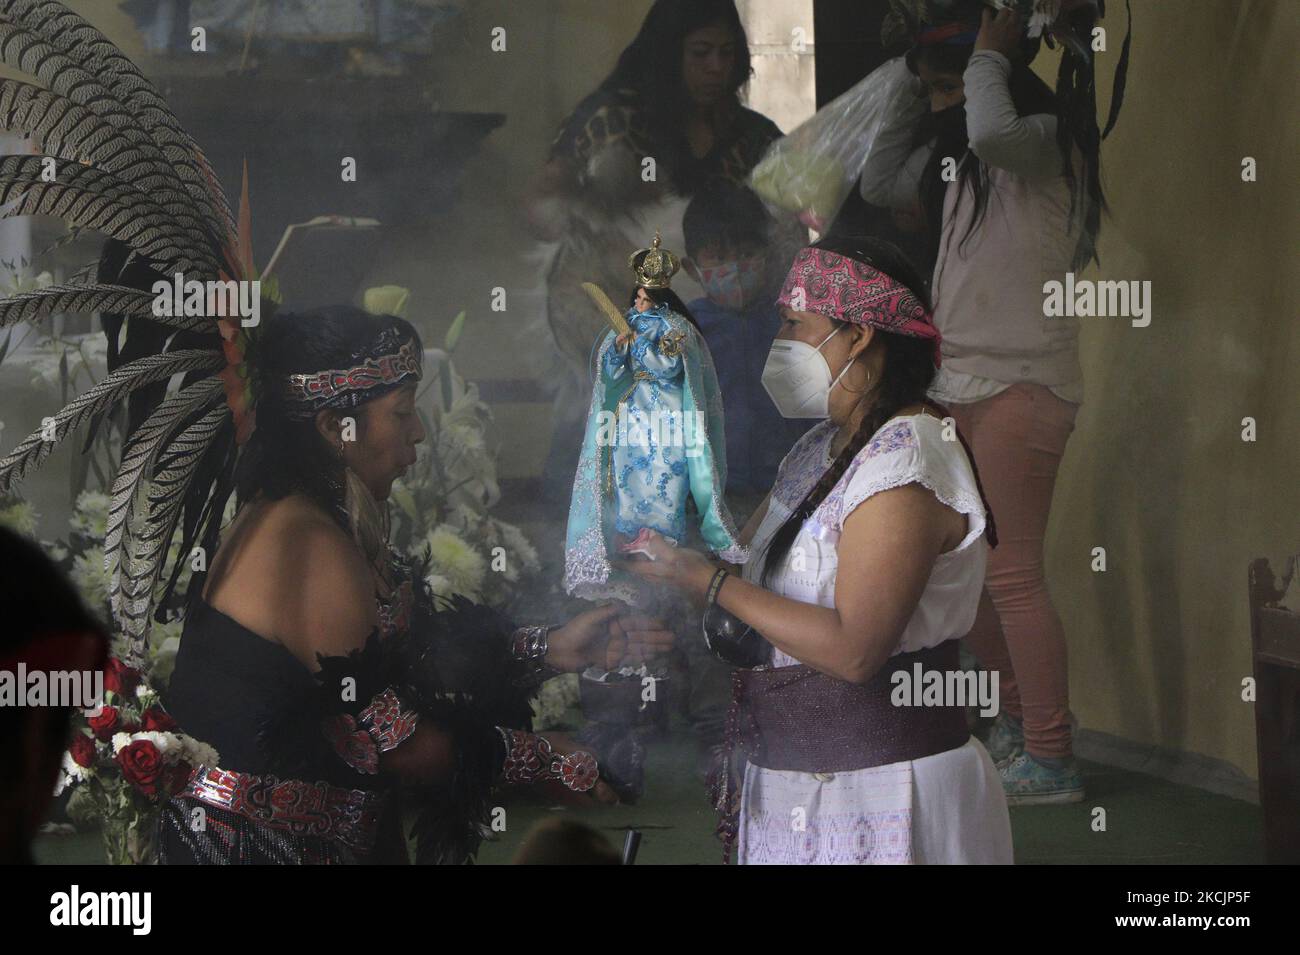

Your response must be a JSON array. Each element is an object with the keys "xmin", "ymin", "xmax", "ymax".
[
  {"xmin": 526, "ymin": 0, "xmax": 791, "ymax": 504},
  {"xmin": 0, "ymin": 4, "xmax": 675, "ymax": 866},
  {"xmin": 152, "ymin": 305, "xmax": 678, "ymax": 864},
  {"xmin": 622, "ymin": 236, "xmax": 1013, "ymax": 864},
  {"xmin": 859, "ymin": 2, "xmax": 1115, "ymax": 804}
]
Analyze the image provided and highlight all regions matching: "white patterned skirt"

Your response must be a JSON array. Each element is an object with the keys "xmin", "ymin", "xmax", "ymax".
[{"xmin": 736, "ymin": 737, "xmax": 1013, "ymax": 864}]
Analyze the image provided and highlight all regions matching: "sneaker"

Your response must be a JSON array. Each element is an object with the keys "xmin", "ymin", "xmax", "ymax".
[
  {"xmin": 999, "ymin": 752, "xmax": 1085, "ymax": 806},
  {"xmin": 979, "ymin": 712, "xmax": 1024, "ymax": 765}
]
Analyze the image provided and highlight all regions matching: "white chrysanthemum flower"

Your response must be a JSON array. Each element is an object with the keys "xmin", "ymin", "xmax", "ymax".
[
  {"xmin": 70, "ymin": 546, "xmax": 110, "ymax": 611},
  {"xmin": 531, "ymin": 674, "xmax": 581, "ymax": 730},
  {"xmin": 423, "ymin": 524, "xmax": 486, "ymax": 600},
  {"xmin": 178, "ymin": 735, "xmax": 219, "ymax": 769},
  {"xmin": 495, "ymin": 520, "xmax": 540, "ymax": 575},
  {"xmin": 424, "ymin": 572, "xmax": 455, "ymax": 601},
  {"xmin": 53, "ymin": 769, "xmax": 73, "ymax": 798},
  {"xmin": 0, "ymin": 499, "xmax": 38, "ymax": 535},
  {"xmin": 113, "ymin": 730, "xmax": 176, "ymax": 756},
  {"xmin": 73, "ymin": 490, "xmax": 111, "ymax": 539},
  {"xmin": 60, "ymin": 750, "xmax": 93, "ymax": 784}
]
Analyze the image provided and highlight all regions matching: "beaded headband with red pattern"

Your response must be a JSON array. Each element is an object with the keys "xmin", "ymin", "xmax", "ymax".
[
  {"xmin": 776, "ymin": 247, "xmax": 943, "ymax": 367},
  {"xmin": 281, "ymin": 327, "xmax": 423, "ymax": 420}
]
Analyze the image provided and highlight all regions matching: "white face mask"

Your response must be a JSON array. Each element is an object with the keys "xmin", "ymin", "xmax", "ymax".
[{"xmin": 760, "ymin": 327, "xmax": 855, "ymax": 419}]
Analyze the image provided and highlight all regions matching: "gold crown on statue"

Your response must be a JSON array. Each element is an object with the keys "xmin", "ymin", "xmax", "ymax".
[{"xmin": 629, "ymin": 231, "xmax": 680, "ymax": 289}]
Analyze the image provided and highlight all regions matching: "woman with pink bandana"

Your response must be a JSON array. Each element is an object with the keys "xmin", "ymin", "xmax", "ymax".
[{"xmin": 620, "ymin": 236, "xmax": 1012, "ymax": 864}]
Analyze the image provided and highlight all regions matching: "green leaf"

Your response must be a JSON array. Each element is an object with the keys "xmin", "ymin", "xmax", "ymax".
[
  {"xmin": 390, "ymin": 483, "xmax": 418, "ymax": 522},
  {"xmin": 66, "ymin": 785, "xmax": 95, "ymax": 826},
  {"xmin": 260, "ymin": 272, "xmax": 282, "ymax": 304},
  {"xmin": 441, "ymin": 367, "xmax": 454, "ymax": 412},
  {"xmin": 443, "ymin": 310, "xmax": 467, "ymax": 353}
]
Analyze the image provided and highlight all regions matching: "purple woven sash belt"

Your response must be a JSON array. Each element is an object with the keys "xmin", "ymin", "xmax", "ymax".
[{"xmin": 736, "ymin": 640, "xmax": 969, "ymax": 774}]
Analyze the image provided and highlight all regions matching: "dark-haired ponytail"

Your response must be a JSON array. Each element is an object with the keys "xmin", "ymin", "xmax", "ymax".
[{"xmin": 1053, "ymin": 4, "xmax": 1108, "ymax": 270}]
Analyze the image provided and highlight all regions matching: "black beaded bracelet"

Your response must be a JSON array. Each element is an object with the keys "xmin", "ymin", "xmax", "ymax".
[{"xmin": 706, "ymin": 567, "xmax": 729, "ymax": 606}]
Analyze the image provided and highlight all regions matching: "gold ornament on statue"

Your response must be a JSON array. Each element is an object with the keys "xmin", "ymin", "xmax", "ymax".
[{"xmin": 629, "ymin": 230, "xmax": 680, "ymax": 289}]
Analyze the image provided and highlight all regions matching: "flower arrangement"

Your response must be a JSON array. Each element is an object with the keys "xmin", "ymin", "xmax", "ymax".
[
  {"xmin": 376, "ymin": 318, "xmax": 565, "ymax": 728},
  {"xmin": 57, "ymin": 657, "xmax": 218, "ymax": 865},
  {"xmin": 531, "ymin": 672, "xmax": 582, "ymax": 732},
  {"xmin": 387, "ymin": 350, "xmax": 544, "ymax": 614}
]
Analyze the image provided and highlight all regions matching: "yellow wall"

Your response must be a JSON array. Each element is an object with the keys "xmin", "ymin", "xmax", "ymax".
[{"xmin": 1047, "ymin": 0, "xmax": 1299, "ymax": 775}]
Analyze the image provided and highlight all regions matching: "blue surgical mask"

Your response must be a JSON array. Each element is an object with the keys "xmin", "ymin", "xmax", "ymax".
[{"xmin": 698, "ymin": 255, "xmax": 766, "ymax": 310}]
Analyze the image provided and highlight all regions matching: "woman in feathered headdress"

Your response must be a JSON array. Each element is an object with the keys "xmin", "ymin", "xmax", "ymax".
[{"xmin": 0, "ymin": 1, "xmax": 673, "ymax": 864}]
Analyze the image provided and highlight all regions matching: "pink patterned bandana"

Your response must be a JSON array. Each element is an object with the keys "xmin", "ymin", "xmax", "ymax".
[{"xmin": 776, "ymin": 247, "xmax": 942, "ymax": 367}]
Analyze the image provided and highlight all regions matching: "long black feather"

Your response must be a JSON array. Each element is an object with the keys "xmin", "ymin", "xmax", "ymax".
[
  {"xmin": 117, "ymin": 403, "xmax": 229, "ymax": 647},
  {"xmin": 106, "ymin": 376, "xmax": 223, "ymax": 618},
  {"xmin": 0, "ymin": 155, "xmax": 221, "ymax": 275},
  {"xmin": 0, "ymin": 348, "xmax": 223, "ymax": 493},
  {"xmin": 0, "ymin": 2, "xmax": 233, "ymax": 247},
  {"xmin": 0, "ymin": 282, "xmax": 217, "ymax": 331},
  {"xmin": 2, "ymin": 0, "xmax": 236, "ymax": 245}
]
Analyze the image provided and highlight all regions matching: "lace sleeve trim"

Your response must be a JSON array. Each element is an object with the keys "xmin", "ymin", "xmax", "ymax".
[
  {"xmin": 814, "ymin": 419, "xmax": 986, "ymax": 552},
  {"xmin": 837, "ymin": 469, "xmax": 987, "ymax": 554}
]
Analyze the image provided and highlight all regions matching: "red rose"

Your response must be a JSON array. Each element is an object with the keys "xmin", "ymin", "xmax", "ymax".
[
  {"xmin": 68, "ymin": 733, "xmax": 96, "ymax": 769},
  {"xmin": 103, "ymin": 658, "xmax": 141, "ymax": 696},
  {"xmin": 87, "ymin": 706, "xmax": 121, "ymax": 742},
  {"xmin": 115, "ymin": 739, "xmax": 163, "ymax": 798},
  {"xmin": 140, "ymin": 708, "xmax": 177, "ymax": 733}
]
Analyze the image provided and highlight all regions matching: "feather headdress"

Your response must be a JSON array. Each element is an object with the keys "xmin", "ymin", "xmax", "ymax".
[{"xmin": 0, "ymin": 0, "xmax": 258, "ymax": 658}]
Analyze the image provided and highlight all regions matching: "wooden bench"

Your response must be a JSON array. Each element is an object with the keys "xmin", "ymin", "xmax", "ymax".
[{"xmin": 1249, "ymin": 554, "xmax": 1300, "ymax": 863}]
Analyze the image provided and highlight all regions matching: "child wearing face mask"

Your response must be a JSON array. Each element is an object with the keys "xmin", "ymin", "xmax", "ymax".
[
  {"xmin": 682, "ymin": 182, "xmax": 811, "ymax": 526},
  {"xmin": 668, "ymin": 183, "xmax": 807, "ymax": 765}
]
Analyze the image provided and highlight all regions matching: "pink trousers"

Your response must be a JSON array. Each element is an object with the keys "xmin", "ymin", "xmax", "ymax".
[{"xmin": 948, "ymin": 383, "xmax": 1078, "ymax": 759}]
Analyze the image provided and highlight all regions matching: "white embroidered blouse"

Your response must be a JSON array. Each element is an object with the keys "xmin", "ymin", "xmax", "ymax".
[
  {"xmin": 742, "ymin": 413, "xmax": 988, "ymax": 666},
  {"xmin": 733, "ymin": 412, "xmax": 1011, "ymax": 865}
]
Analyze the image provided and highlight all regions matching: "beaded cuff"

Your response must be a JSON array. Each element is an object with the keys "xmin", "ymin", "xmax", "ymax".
[
  {"xmin": 509, "ymin": 625, "xmax": 556, "ymax": 685},
  {"xmin": 323, "ymin": 687, "xmax": 420, "ymax": 775},
  {"xmin": 497, "ymin": 727, "xmax": 599, "ymax": 792}
]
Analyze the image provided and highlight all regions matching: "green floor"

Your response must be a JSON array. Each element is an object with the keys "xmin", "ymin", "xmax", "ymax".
[{"xmin": 35, "ymin": 734, "xmax": 1264, "ymax": 865}]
